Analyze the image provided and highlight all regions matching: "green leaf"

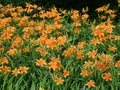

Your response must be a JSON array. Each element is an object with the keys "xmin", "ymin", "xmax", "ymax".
[{"xmin": 30, "ymin": 82, "xmax": 36, "ymax": 90}]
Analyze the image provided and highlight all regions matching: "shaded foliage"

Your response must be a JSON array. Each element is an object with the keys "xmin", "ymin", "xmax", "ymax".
[
  {"xmin": 0, "ymin": 0, "xmax": 118, "ymax": 10},
  {"xmin": 0, "ymin": 0, "xmax": 119, "ymax": 19}
]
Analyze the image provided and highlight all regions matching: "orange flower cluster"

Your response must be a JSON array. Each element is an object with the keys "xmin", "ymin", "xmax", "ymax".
[
  {"xmin": 62, "ymin": 45, "xmax": 76, "ymax": 57},
  {"xmin": 0, "ymin": 3, "xmax": 120, "ymax": 88},
  {"xmin": 49, "ymin": 57, "xmax": 62, "ymax": 70},
  {"xmin": 0, "ymin": 57, "xmax": 10, "ymax": 74},
  {"xmin": 12, "ymin": 66, "xmax": 29, "ymax": 76},
  {"xmin": 0, "ymin": 57, "xmax": 29, "ymax": 75}
]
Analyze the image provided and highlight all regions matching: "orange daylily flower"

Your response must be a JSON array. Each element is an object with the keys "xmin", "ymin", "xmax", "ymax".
[
  {"xmin": 57, "ymin": 36, "xmax": 67, "ymax": 46},
  {"xmin": 71, "ymin": 10, "xmax": 79, "ymax": 21},
  {"xmin": 0, "ymin": 57, "xmax": 9, "ymax": 65},
  {"xmin": 23, "ymin": 47, "xmax": 29, "ymax": 53},
  {"xmin": 95, "ymin": 54, "xmax": 113, "ymax": 71},
  {"xmin": 92, "ymin": 29, "xmax": 104, "ymax": 38},
  {"xmin": 77, "ymin": 50, "xmax": 83, "ymax": 59},
  {"xmin": 2, "ymin": 66, "xmax": 11, "ymax": 74},
  {"xmin": 11, "ymin": 12, "xmax": 18, "ymax": 17},
  {"xmin": 6, "ymin": 26, "xmax": 16, "ymax": 33},
  {"xmin": 109, "ymin": 46, "xmax": 117, "ymax": 52},
  {"xmin": 101, "ymin": 15, "xmax": 107, "ymax": 20},
  {"xmin": 28, "ymin": 20, "xmax": 36, "ymax": 26},
  {"xmin": 0, "ymin": 4, "xmax": 3, "ymax": 8},
  {"xmin": 7, "ymin": 48, "xmax": 17, "ymax": 55},
  {"xmin": 55, "ymin": 77, "xmax": 64, "ymax": 85},
  {"xmin": 96, "ymin": 6, "xmax": 105, "ymax": 12},
  {"xmin": 36, "ymin": 34, "xmax": 48, "ymax": 44},
  {"xmin": 23, "ymin": 33, "xmax": 31, "ymax": 39},
  {"xmin": 74, "ymin": 28, "xmax": 81, "ymax": 33},
  {"xmin": 49, "ymin": 57, "xmax": 62, "ymax": 70},
  {"xmin": 75, "ymin": 20, "xmax": 81, "ymax": 27},
  {"xmin": 80, "ymin": 70, "xmax": 91, "ymax": 77},
  {"xmin": 45, "ymin": 37, "xmax": 57, "ymax": 49},
  {"xmin": 19, "ymin": 66, "xmax": 29, "ymax": 74},
  {"xmin": 106, "ymin": 9, "xmax": 114, "ymax": 14},
  {"xmin": 36, "ymin": 47, "xmax": 43, "ymax": 52},
  {"xmin": 102, "ymin": 72, "xmax": 112, "ymax": 81},
  {"xmin": 49, "ymin": 61, "xmax": 57, "ymax": 70},
  {"xmin": 110, "ymin": 14, "xmax": 116, "ymax": 18},
  {"xmin": 77, "ymin": 41, "xmax": 86, "ymax": 49},
  {"xmin": 114, "ymin": 35, "xmax": 120, "ymax": 40},
  {"xmin": 105, "ymin": 24, "xmax": 115, "ymax": 34},
  {"xmin": 83, "ymin": 61, "xmax": 93, "ymax": 68},
  {"xmin": 11, "ymin": 36, "xmax": 23, "ymax": 48},
  {"xmin": 1, "ymin": 31, "xmax": 12, "ymax": 40},
  {"xmin": 36, "ymin": 47, "xmax": 48, "ymax": 56},
  {"xmin": 63, "ymin": 70, "xmax": 70, "ymax": 78},
  {"xmin": 96, "ymin": 5, "xmax": 109, "ymax": 12},
  {"xmin": 0, "ymin": 47, "xmax": 4, "ymax": 51},
  {"xmin": 12, "ymin": 68, "xmax": 20, "ymax": 76},
  {"xmin": 23, "ymin": 27, "xmax": 30, "ymax": 32},
  {"xmin": 41, "ymin": 50, "xmax": 48, "ymax": 56},
  {"xmin": 115, "ymin": 60, "xmax": 120, "ymax": 67},
  {"xmin": 90, "ymin": 39, "xmax": 100, "ymax": 45},
  {"xmin": 95, "ymin": 61, "xmax": 106, "ymax": 71},
  {"xmin": 36, "ymin": 59, "xmax": 47, "ymax": 67},
  {"xmin": 86, "ymin": 80, "xmax": 95, "ymax": 88},
  {"xmin": 81, "ymin": 14, "xmax": 89, "ymax": 20},
  {"xmin": 62, "ymin": 45, "xmax": 76, "ymax": 57},
  {"xmin": 87, "ymin": 51, "xmax": 97, "ymax": 59}
]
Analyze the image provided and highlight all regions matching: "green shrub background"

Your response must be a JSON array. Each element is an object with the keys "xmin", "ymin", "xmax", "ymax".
[{"xmin": 0, "ymin": 0, "xmax": 118, "ymax": 10}]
